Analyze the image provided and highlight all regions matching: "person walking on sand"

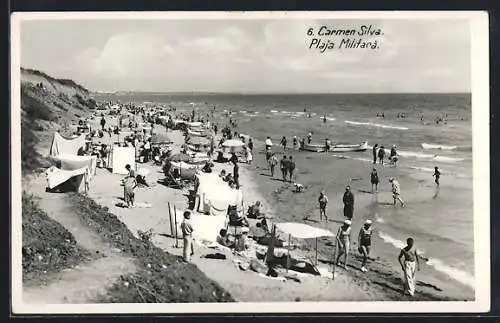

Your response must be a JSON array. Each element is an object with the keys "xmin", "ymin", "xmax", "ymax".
[
  {"xmin": 100, "ymin": 116, "xmax": 106, "ymax": 130},
  {"xmin": 293, "ymin": 136, "xmax": 298, "ymax": 150},
  {"xmin": 288, "ymin": 156, "xmax": 296, "ymax": 183},
  {"xmin": 318, "ymin": 190, "xmax": 328, "ymax": 221},
  {"xmin": 372, "ymin": 144, "xmax": 379, "ymax": 164},
  {"xmin": 280, "ymin": 155, "xmax": 289, "ymax": 182},
  {"xmin": 370, "ymin": 168, "xmax": 379, "ymax": 193},
  {"xmin": 307, "ymin": 132, "xmax": 313, "ymax": 144},
  {"xmin": 268, "ymin": 153, "xmax": 278, "ymax": 177},
  {"xmin": 358, "ymin": 219, "xmax": 373, "ymax": 272},
  {"xmin": 378, "ymin": 145, "xmax": 386, "ymax": 165},
  {"xmin": 389, "ymin": 177, "xmax": 406, "ymax": 207},
  {"xmin": 336, "ymin": 219, "xmax": 352, "ymax": 269},
  {"xmin": 123, "ymin": 164, "xmax": 137, "ymax": 208},
  {"xmin": 342, "ymin": 185, "xmax": 355, "ymax": 220},
  {"xmin": 398, "ymin": 237, "xmax": 420, "ymax": 297},
  {"xmin": 181, "ymin": 211, "xmax": 195, "ymax": 262},
  {"xmin": 433, "ymin": 166, "xmax": 441, "ymax": 187},
  {"xmin": 280, "ymin": 136, "xmax": 287, "ymax": 151}
]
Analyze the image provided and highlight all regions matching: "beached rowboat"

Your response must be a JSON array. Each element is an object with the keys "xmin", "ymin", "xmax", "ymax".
[
  {"xmin": 187, "ymin": 129, "xmax": 208, "ymax": 137},
  {"xmin": 303, "ymin": 141, "xmax": 368, "ymax": 153}
]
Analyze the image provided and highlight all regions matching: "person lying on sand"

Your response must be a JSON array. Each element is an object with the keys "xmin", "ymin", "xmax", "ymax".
[
  {"xmin": 336, "ymin": 219, "xmax": 352, "ymax": 270},
  {"xmin": 358, "ymin": 219, "xmax": 373, "ymax": 273},
  {"xmin": 247, "ymin": 201, "xmax": 263, "ymax": 219},
  {"xmin": 398, "ymin": 237, "xmax": 420, "ymax": 297}
]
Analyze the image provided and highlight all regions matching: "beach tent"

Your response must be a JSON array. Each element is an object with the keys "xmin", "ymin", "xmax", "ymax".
[
  {"xmin": 195, "ymin": 173, "xmax": 244, "ymax": 216},
  {"xmin": 275, "ymin": 222, "xmax": 334, "ymax": 269},
  {"xmin": 45, "ymin": 166, "xmax": 88, "ymax": 191},
  {"xmin": 49, "ymin": 132, "xmax": 86, "ymax": 157},
  {"xmin": 170, "ymin": 211, "xmax": 228, "ymax": 242},
  {"xmin": 110, "ymin": 146, "xmax": 136, "ymax": 174}
]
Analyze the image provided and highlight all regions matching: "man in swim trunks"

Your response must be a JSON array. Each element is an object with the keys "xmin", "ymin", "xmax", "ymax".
[
  {"xmin": 288, "ymin": 156, "xmax": 295, "ymax": 183},
  {"xmin": 318, "ymin": 190, "xmax": 328, "ymax": 221},
  {"xmin": 378, "ymin": 145, "xmax": 386, "ymax": 165},
  {"xmin": 389, "ymin": 177, "xmax": 406, "ymax": 207},
  {"xmin": 370, "ymin": 168, "xmax": 379, "ymax": 193},
  {"xmin": 342, "ymin": 185, "xmax": 355, "ymax": 220},
  {"xmin": 358, "ymin": 219, "xmax": 373, "ymax": 272},
  {"xmin": 280, "ymin": 155, "xmax": 289, "ymax": 182},
  {"xmin": 398, "ymin": 237, "xmax": 420, "ymax": 297},
  {"xmin": 372, "ymin": 144, "xmax": 379, "ymax": 164},
  {"xmin": 268, "ymin": 153, "xmax": 278, "ymax": 177},
  {"xmin": 336, "ymin": 219, "xmax": 352, "ymax": 269}
]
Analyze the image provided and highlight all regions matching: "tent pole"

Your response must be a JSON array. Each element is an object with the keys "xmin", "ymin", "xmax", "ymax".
[
  {"xmin": 287, "ymin": 233, "xmax": 291, "ymax": 273},
  {"xmin": 315, "ymin": 237, "xmax": 318, "ymax": 265},
  {"xmin": 174, "ymin": 205, "xmax": 179, "ymax": 248},
  {"xmin": 168, "ymin": 202, "xmax": 173, "ymax": 237}
]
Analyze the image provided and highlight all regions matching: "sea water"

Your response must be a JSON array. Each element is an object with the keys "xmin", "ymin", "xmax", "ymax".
[{"xmin": 100, "ymin": 92, "xmax": 474, "ymax": 297}]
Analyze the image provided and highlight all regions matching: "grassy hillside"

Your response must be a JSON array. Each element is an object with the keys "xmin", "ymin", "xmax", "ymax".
[{"xmin": 20, "ymin": 68, "xmax": 98, "ymax": 174}]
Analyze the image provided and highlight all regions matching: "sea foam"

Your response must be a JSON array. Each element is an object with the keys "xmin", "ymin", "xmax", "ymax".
[
  {"xmin": 421, "ymin": 143, "xmax": 458, "ymax": 150},
  {"xmin": 345, "ymin": 120, "xmax": 409, "ymax": 130}
]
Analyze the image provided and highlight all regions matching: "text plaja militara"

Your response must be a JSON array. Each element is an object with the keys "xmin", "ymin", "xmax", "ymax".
[{"xmin": 307, "ymin": 25, "xmax": 383, "ymax": 53}]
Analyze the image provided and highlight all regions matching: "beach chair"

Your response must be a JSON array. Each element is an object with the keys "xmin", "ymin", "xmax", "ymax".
[{"xmin": 163, "ymin": 171, "xmax": 184, "ymax": 189}]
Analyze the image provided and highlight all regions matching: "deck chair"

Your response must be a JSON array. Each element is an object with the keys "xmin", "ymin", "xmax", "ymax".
[{"xmin": 163, "ymin": 171, "xmax": 184, "ymax": 189}]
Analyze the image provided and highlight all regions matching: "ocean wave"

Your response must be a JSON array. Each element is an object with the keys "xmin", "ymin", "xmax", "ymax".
[
  {"xmin": 367, "ymin": 145, "xmax": 465, "ymax": 163},
  {"xmin": 421, "ymin": 143, "xmax": 458, "ymax": 150},
  {"xmin": 345, "ymin": 120, "xmax": 409, "ymax": 130},
  {"xmin": 320, "ymin": 116, "xmax": 337, "ymax": 121},
  {"xmin": 377, "ymin": 232, "xmax": 474, "ymax": 289},
  {"xmin": 270, "ymin": 110, "xmax": 279, "ymax": 113}
]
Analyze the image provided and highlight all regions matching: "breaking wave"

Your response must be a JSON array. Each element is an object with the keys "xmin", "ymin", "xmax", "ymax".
[
  {"xmin": 421, "ymin": 143, "xmax": 457, "ymax": 150},
  {"xmin": 345, "ymin": 120, "xmax": 409, "ymax": 130}
]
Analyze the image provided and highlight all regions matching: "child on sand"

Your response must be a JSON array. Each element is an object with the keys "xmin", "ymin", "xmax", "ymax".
[
  {"xmin": 433, "ymin": 166, "xmax": 441, "ymax": 187},
  {"xmin": 181, "ymin": 211, "xmax": 195, "ymax": 262},
  {"xmin": 389, "ymin": 177, "xmax": 406, "ymax": 207},
  {"xmin": 398, "ymin": 237, "xmax": 420, "ymax": 297},
  {"xmin": 336, "ymin": 219, "xmax": 352, "ymax": 270}
]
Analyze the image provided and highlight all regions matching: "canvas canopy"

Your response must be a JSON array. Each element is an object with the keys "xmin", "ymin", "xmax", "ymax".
[
  {"xmin": 187, "ymin": 122, "xmax": 203, "ymax": 128},
  {"xmin": 222, "ymin": 139, "xmax": 245, "ymax": 148},
  {"xmin": 111, "ymin": 146, "xmax": 136, "ymax": 174},
  {"xmin": 56, "ymin": 154, "xmax": 97, "ymax": 173},
  {"xmin": 275, "ymin": 223, "xmax": 334, "ymax": 240},
  {"xmin": 171, "ymin": 212, "xmax": 228, "ymax": 242},
  {"xmin": 196, "ymin": 173, "xmax": 244, "ymax": 216},
  {"xmin": 49, "ymin": 132, "xmax": 86, "ymax": 157},
  {"xmin": 45, "ymin": 166, "xmax": 87, "ymax": 191}
]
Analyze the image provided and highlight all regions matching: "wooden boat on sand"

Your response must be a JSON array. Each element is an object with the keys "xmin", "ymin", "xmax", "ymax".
[{"xmin": 303, "ymin": 141, "xmax": 368, "ymax": 153}]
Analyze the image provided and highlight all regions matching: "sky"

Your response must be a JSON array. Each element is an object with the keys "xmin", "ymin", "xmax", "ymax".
[{"xmin": 19, "ymin": 17, "xmax": 471, "ymax": 93}]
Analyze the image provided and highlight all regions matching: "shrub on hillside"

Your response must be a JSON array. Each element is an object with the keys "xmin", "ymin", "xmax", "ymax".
[
  {"xmin": 22, "ymin": 192, "xmax": 90, "ymax": 283},
  {"xmin": 21, "ymin": 84, "xmax": 54, "ymax": 122}
]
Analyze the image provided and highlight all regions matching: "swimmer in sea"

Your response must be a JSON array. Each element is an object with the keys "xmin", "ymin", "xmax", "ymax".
[{"xmin": 433, "ymin": 166, "xmax": 441, "ymax": 187}]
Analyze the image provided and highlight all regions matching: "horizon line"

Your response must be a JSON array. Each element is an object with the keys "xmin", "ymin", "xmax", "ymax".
[{"xmin": 91, "ymin": 90, "xmax": 471, "ymax": 95}]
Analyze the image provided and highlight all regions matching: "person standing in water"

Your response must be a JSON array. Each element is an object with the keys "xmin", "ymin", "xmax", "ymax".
[
  {"xmin": 280, "ymin": 155, "xmax": 289, "ymax": 182},
  {"xmin": 318, "ymin": 190, "xmax": 328, "ymax": 221},
  {"xmin": 265, "ymin": 136, "xmax": 273, "ymax": 150},
  {"xmin": 293, "ymin": 136, "xmax": 298, "ymax": 150},
  {"xmin": 336, "ymin": 219, "xmax": 352, "ymax": 270},
  {"xmin": 398, "ymin": 237, "xmax": 420, "ymax": 297},
  {"xmin": 268, "ymin": 153, "xmax": 278, "ymax": 177},
  {"xmin": 325, "ymin": 138, "xmax": 331, "ymax": 152},
  {"xmin": 342, "ymin": 185, "xmax": 355, "ymax": 220},
  {"xmin": 288, "ymin": 156, "xmax": 296, "ymax": 183},
  {"xmin": 378, "ymin": 145, "xmax": 386, "ymax": 165},
  {"xmin": 280, "ymin": 136, "xmax": 287, "ymax": 150},
  {"xmin": 358, "ymin": 219, "xmax": 373, "ymax": 272},
  {"xmin": 389, "ymin": 177, "xmax": 406, "ymax": 207},
  {"xmin": 370, "ymin": 168, "xmax": 379, "ymax": 193},
  {"xmin": 433, "ymin": 166, "xmax": 441, "ymax": 187},
  {"xmin": 372, "ymin": 144, "xmax": 379, "ymax": 164}
]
